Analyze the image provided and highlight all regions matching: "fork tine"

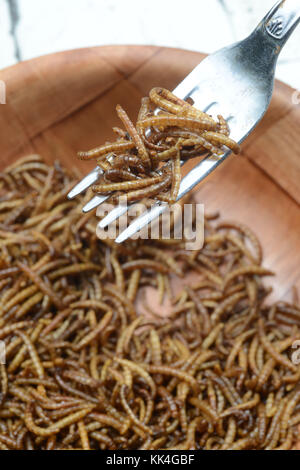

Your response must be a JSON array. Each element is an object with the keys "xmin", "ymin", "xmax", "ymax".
[
  {"xmin": 67, "ymin": 166, "xmax": 102, "ymax": 199},
  {"xmin": 82, "ymin": 194, "xmax": 110, "ymax": 213},
  {"xmin": 99, "ymin": 159, "xmax": 186, "ymax": 228},
  {"xmin": 98, "ymin": 203, "xmax": 128, "ymax": 229},
  {"xmin": 115, "ymin": 203, "xmax": 167, "ymax": 243},
  {"xmin": 115, "ymin": 151, "xmax": 230, "ymax": 243}
]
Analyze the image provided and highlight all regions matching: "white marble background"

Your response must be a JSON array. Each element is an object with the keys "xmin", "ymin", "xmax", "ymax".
[{"xmin": 0, "ymin": 0, "xmax": 299, "ymax": 90}]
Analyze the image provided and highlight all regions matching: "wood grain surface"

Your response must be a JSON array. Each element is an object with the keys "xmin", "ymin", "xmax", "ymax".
[{"xmin": 0, "ymin": 45, "xmax": 299, "ymax": 305}]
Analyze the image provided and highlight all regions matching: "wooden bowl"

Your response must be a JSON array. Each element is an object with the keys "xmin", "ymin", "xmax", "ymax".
[
  {"xmin": 1, "ymin": 45, "xmax": 300, "ymax": 449},
  {"xmin": 1, "ymin": 45, "xmax": 299, "ymax": 302}
]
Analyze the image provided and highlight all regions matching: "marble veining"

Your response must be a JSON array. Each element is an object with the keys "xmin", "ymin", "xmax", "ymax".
[{"xmin": 0, "ymin": 0, "xmax": 299, "ymax": 90}]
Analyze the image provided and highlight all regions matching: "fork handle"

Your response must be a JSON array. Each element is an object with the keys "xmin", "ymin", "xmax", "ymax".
[{"xmin": 260, "ymin": 0, "xmax": 300, "ymax": 48}]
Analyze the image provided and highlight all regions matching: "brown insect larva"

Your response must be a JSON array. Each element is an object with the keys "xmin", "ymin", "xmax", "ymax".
[
  {"xmin": 88, "ymin": 413, "xmax": 123, "ymax": 434},
  {"xmin": 219, "ymin": 394, "xmax": 260, "ymax": 419},
  {"xmin": 258, "ymin": 319, "xmax": 297, "ymax": 372},
  {"xmin": 0, "ymin": 321, "xmax": 33, "ymax": 340},
  {"xmin": 1, "ymin": 155, "xmax": 300, "ymax": 450},
  {"xmin": 103, "ymin": 284, "xmax": 136, "ymax": 320},
  {"xmin": 256, "ymin": 358, "xmax": 275, "ymax": 390},
  {"xmin": 91, "ymin": 431, "xmax": 116, "ymax": 449},
  {"xmin": 263, "ymin": 399, "xmax": 286, "ymax": 447},
  {"xmin": 142, "ymin": 136, "xmax": 169, "ymax": 152},
  {"xmin": 217, "ymin": 220, "xmax": 263, "ymax": 264},
  {"xmin": 53, "ymin": 373, "xmax": 99, "ymax": 405},
  {"xmin": 223, "ymin": 266, "xmax": 273, "ymax": 291},
  {"xmin": 186, "ymin": 287, "xmax": 211, "ymax": 336},
  {"xmin": 150, "ymin": 329, "xmax": 162, "ymax": 366},
  {"xmin": 73, "ymin": 311, "xmax": 112, "ymax": 350},
  {"xmin": 226, "ymin": 233, "xmax": 257, "ymax": 265},
  {"xmin": 257, "ymin": 403, "xmax": 267, "ymax": 443},
  {"xmin": 92, "ymin": 175, "xmax": 162, "ymax": 194},
  {"xmin": 77, "ymin": 420, "xmax": 90, "ymax": 450},
  {"xmin": 182, "ymin": 137, "xmax": 224, "ymax": 157},
  {"xmin": 153, "ymin": 145, "xmax": 178, "ymax": 163},
  {"xmin": 169, "ymin": 148, "xmax": 181, "ymax": 203},
  {"xmin": 185, "ymin": 417, "xmax": 204, "ymax": 449},
  {"xmin": 207, "ymin": 379, "xmax": 217, "ymax": 411},
  {"xmin": 112, "ymin": 154, "xmax": 146, "ymax": 173},
  {"xmin": 280, "ymin": 389, "xmax": 300, "ymax": 431},
  {"xmin": 225, "ymin": 330, "xmax": 256, "ymax": 371},
  {"xmin": 148, "ymin": 366, "xmax": 198, "ymax": 391},
  {"xmin": 17, "ymin": 262, "xmax": 64, "ymax": 309},
  {"xmin": 116, "ymin": 317, "xmax": 143, "ymax": 356},
  {"xmin": 1, "ymin": 284, "xmax": 38, "ymax": 314},
  {"xmin": 115, "ymin": 358, "xmax": 156, "ymax": 397},
  {"xmin": 201, "ymin": 323, "xmax": 224, "ymax": 350},
  {"xmin": 48, "ymin": 263, "xmax": 102, "ymax": 280},
  {"xmin": 220, "ymin": 418, "xmax": 236, "ymax": 449},
  {"xmin": 157, "ymin": 387, "xmax": 178, "ymax": 418},
  {"xmin": 103, "ymin": 168, "xmax": 140, "ymax": 182},
  {"xmin": 211, "ymin": 376, "xmax": 242, "ymax": 406},
  {"xmin": 75, "ymin": 88, "xmax": 241, "ymax": 204},
  {"xmin": 188, "ymin": 398, "xmax": 218, "ymax": 423},
  {"xmin": 15, "ymin": 330, "xmax": 44, "ymax": 379},
  {"xmin": 112, "ymin": 126, "xmax": 128, "ymax": 139},
  {"xmin": 126, "ymin": 269, "xmax": 141, "ymax": 303},
  {"xmin": 70, "ymin": 299, "xmax": 111, "ymax": 312},
  {"xmin": 25, "ymin": 402, "xmax": 94, "ymax": 437},
  {"xmin": 217, "ymin": 115, "xmax": 230, "ymax": 136},
  {"xmin": 150, "ymin": 129, "xmax": 203, "ymax": 143},
  {"xmin": 201, "ymin": 131, "xmax": 240, "ymax": 154},
  {"xmin": 149, "ymin": 87, "xmax": 216, "ymax": 124},
  {"xmin": 116, "ymin": 105, "xmax": 150, "ymax": 168},
  {"xmin": 62, "ymin": 370, "xmax": 100, "ymax": 389},
  {"xmin": 248, "ymin": 336, "xmax": 259, "ymax": 375},
  {"xmin": 211, "ymin": 292, "xmax": 246, "ymax": 324},
  {"xmin": 227, "ymin": 436, "xmax": 256, "ymax": 450},
  {"xmin": 149, "ymin": 87, "xmax": 192, "ymax": 114},
  {"xmin": 110, "ymin": 252, "xmax": 125, "ymax": 294},
  {"xmin": 8, "ymin": 324, "xmax": 42, "ymax": 374},
  {"xmin": 138, "ymin": 246, "xmax": 182, "ymax": 276},
  {"xmin": 77, "ymin": 141, "xmax": 135, "ymax": 160},
  {"xmin": 122, "ymin": 259, "xmax": 169, "ymax": 274},
  {"xmin": 111, "ymin": 172, "xmax": 172, "ymax": 203},
  {"xmin": 138, "ymin": 115, "xmax": 216, "ymax": 132},
  {"xmin": 275, "ymin": 428, "xmax": 294, "ymax": 450}
]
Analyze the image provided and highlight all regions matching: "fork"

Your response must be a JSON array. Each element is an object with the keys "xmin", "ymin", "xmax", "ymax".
[{"xmin": 68, "ymin": 0, "xmax": 300, "ymax": 243}]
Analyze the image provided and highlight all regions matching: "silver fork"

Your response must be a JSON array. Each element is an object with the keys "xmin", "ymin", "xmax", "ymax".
[{"xmin": 68, "ymin": 0, "xmax": 300, "ymax": 242}]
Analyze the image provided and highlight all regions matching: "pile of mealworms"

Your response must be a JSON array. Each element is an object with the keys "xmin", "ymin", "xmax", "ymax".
[
  {"xmin": 78, "ymin": 87, "xmax": 240, "ymax": 204},
  {"xmin": 0, "ymin": 154, "xmax": 299, "ymax": 450}
]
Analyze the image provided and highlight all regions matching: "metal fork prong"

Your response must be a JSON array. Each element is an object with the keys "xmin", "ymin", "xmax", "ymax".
[
  {"xmin": 115, "ymin": 203, "xmax": 166, "ymax": 243},
  {"xmin": 67, "ymin": 166, "xmax": 102, "ymax": 199},
  {"xmin": 203, "ymin": 101, "xmax": 217, "ymax": 113},
  {"xmin": 67, "ymin": 1, "xmax": 300, "ymax": 243},
  {"xmin": 115, "ymin": 151, "xmax": 230, "ymax": 243},
  {"xmin": 82, "ymin": 194, "xmax": 110, "ymax": 213},
  {"xmin": 98, "ymin": 203, "xmax": 128, "ymax": 229},
  {"xmin": 99, "ymin": 158, "xmax": 187, "ymax": 227}
]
